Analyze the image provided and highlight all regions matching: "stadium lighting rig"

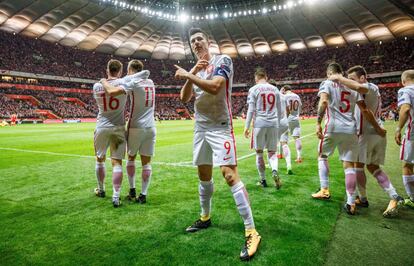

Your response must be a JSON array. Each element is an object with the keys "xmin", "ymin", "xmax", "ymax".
[{"xmin": 98, "ymin": 0, "xmax": 325, "ymax": 23}]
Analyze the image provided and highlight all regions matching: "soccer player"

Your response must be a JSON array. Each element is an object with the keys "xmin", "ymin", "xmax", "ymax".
[
  {"xmin": 244, "ymin": 68, "xmax": 283, "ymax": 188},
  {"xmin": 312, "ymin": 63, "xmax": 363, "ymax": 215},
  {"xmin": 174, "ymin": 28, "xmax": 261, "ymax": 261},
  {"xmin": 100, "ymin": 60, "xmax": 154, "ymax": 204},
  {"xmin": 280, "ymin": 85, "xmax": 303, "ymax": 174},
  {"xmin": 395, "ymin": 69, "xmax": 414, "ymax": 209},
  {"xmin": 330, "ymin": 65, "xmax": 403, "ymax": 217},
  {"xmin": 93, "ymin": 59, "xmax": 128, "ymax": 208}
]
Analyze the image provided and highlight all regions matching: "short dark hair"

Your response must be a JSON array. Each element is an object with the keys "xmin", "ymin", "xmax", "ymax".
[
  {"xmin": 128, "ymin": 60, "xmax": 143, "ymax": 72},
  {"xmin": 347, "ymin": 65, "xmax": 367, "ymax": 78},
  {"xmin": 268, "ymin": 79, "xmax": 277, "ymax": 86},
  {"xmin": 327, "ymin": 62, "xmax": 343, "ymax": 75},
  {"xmin": 107, "ymin": 59, "xmax": 123, "ymax": 75},
  {"xmin": 282, "ymin": 85, "xmax": 292, "ymax": 91},
  {"xmin": 188, "ymin": 28, "xmax": 209, "ymax": 41},
  {"xmin": 255, "ymin": 67, "xmax": 267, "ymax": 79}
]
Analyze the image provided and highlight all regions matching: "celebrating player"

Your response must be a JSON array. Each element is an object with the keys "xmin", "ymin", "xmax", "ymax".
[
  {"xmin": 93, "ymin": 59, "xmax": 128, "ymax": 208},
  {"xmin": 330, "ymin": 65, "xmax": 403, "ymax": 217},
  {"xmin": 313, "ymin": 63, "xmax": 363, "ymax": 215},
  {"xmin": 395, "ymin": 69, "xmax": 414, "ymax": 209},
  {"xmin": 279, "ymin": 85, "xmax": 303, "ymax": 174},
  {"xmin": 244, "ymin": 68, "xmax": 282, "ymax": 188},
  {"xmin": 100, "ymin": 60, "xmax": 155, "ymax": 204},
  {"xmin": 174, "ymin": 28, "xmax": 261, "ymax": 261}
]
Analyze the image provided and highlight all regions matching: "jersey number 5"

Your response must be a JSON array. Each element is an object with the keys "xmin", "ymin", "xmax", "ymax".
[
  {"xmin": 103, "ymin": 96, "xmax": 119, "ymax": 111},
  {"xmin": 339, "ymin": 91, "xmax": 351, "ymax": 113}
]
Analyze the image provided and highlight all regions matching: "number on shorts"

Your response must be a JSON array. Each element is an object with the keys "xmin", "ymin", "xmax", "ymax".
[
  {"xmin": 145, "ymin": 87, "xmax": 155, "ymax": 107},
  {"xmin": 224, "ymin": 141, "xmax": 231, "ymax": 155},
  {"xmin": 260, "ymin": 93, "xmax": 276, "ymax": 112},
  {"xmin": 102, "ymin": 95, "xmax": 120, "ymax": 111},
  {"xmin": 339, "ymin": 91, "xmax": 351, "ymax": 113}
]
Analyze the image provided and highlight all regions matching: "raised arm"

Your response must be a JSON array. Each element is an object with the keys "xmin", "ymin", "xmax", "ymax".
[
  {"xmin": 175, "ymin": 64, "xmax": 225, "ymax": 96},
  {"xmin": 100, "ymin": 79, "xmax": 125, "ymax": 96},
  {"xmin": 177, "ymin": 60, "xmax": 209, "ymax": 103},
  {"xmin": 329, "ymin": 74, "xmax": 368, "ymax": 94}
]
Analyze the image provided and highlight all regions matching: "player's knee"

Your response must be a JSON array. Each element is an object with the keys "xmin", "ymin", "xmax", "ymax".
[
  {"xmin": 111, "ymin": 158, "xmax": 122, "ymax": 166},
  {"xmin": 366, "ymin": 164, "xmax": 379, "ymax": 174},
  {"xmin": 128, "ymin": 154, "xmax": 137, "ymax": 161},
  {"xmin": 97, "ymin": 156, "xmax": 106, "ymax": 162}
]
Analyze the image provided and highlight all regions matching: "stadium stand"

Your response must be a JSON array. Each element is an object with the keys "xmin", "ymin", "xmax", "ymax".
[{"xmin": 0, "ymin": 31, "xmax": 409, "ymax": 120}]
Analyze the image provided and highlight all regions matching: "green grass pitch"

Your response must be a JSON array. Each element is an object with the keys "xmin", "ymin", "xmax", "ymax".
[{"xmin": 0, "ymin": 119, "xmax": 413, "ymax": 265}]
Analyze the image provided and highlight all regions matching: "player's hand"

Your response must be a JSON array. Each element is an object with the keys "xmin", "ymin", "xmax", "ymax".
[
  {"xmin": 244, "ymin": 128, "xmax": 250, "ymax": 139},
  {"xmin": 395, "ymin": 129, "xmax": 402, "ymax": 145},
  {"xmin": 190, "ymin": 59, "xmax": 209, "ymax": 74},
  {"xmin": 376, "ymin": 127, "xmax": 387, "ymax": 138},
  {"xmin": 174, "ymin": 65, "xmax": 190, "ymax": 80},
  {"xmin": 328, "ymin": 74, "xmax": 342, "ymax": 82},
  {"xmin": 316, "ymin": 124, "xmax": 323, "ymax": 140}
]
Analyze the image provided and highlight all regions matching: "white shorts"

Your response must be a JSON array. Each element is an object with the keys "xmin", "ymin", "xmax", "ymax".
[
  {"xmin": 127, "ymin": 127, "xmax": 156, "ymax": 157},
  {"xmin": 94, "ymin": 127, "xmax": 126, "ymax": 160},
  {"xmin": 318, "ymin": 132, "xmax": 358, "ymax": 162},
  {"xmin": 357, "ymin": 134, "xmax": 386, "ymax": 165},
  {"xmin": 280, "ymin": 121, "xmax": 301, "ymax": 142},
  {"xmin": 193, "ymin": 130, "xmax": 237, "ymax": 166},
  {"xmin": 400, "ymin": 138, "xmax": 414, "ymax": 164},
  {"xmin": 250, "ymin": 127, "xmax": 279, "ymax": 151}
]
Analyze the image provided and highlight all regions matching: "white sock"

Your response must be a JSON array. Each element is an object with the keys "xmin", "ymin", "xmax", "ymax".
[
  {"xmin": 199, "ymin": 180, "xmax": 214, "ymax": 218},
  {"xmin": 95, "ymin": 162, "xmax": 105, "ymax": 191},
  {"xmin": 318, "ymin": 158, "xmax": 329, "ymax": 188},
  {"xmin": 355, "ymin": 168, "xmax": 367, "ymax": 198},
  {"xmin": 403, "ymin": 175, "xmax": 414, "ymax": 201},
  {"xmin": 295, "ymin": 138, "xmax": 302, "ymax": 159},
  {"xmin": 283, "ymin": 144, "xmax": 292, "ymax": 169},
  {"xmin": 345, "ymin": 168, "xmax": 357, "ymax": 205},
  {"xmin": 256, "ymin": 153, "xmax": 266, "ymax": 179},
  {"xmin": 268, "ymin": 151, "xmax": 278, "ymax": 172},
  {"xmin": 126, "ymin": 160, "xmax": 136, "ymax": 189},
  {"xmin": 141, "ymin": 164, "xmax": 152, "ymax": 195},
  {"xmin": 112, "ymin": 165, "xmax": 123, "ymax": 199},
  {"xmin": 231, "ymin": 181, "xmax": 255, "ymax": 230}
]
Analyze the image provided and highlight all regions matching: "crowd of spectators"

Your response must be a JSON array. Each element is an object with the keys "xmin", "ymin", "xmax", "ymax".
[
  {"xmin": 0, "ymin": 28, "xmax": 407, "ymax": 120},
  {"xmin": 0, "ymin": 31, "xmax": 412, "ymax": 85}
]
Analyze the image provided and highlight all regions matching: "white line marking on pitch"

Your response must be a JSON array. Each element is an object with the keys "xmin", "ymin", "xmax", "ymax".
[
  {"xmin": 0, "ymin": 147, "xmax": 194, "ymax": 167},
  {"xmin": 0, "ymin": 132, "xmax": 314, "ymax": 167}
]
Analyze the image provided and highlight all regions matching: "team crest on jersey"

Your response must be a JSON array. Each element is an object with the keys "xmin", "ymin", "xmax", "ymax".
[{"xmin": 207, "ymin": 64, "xmax": 214, "ymax": 74}]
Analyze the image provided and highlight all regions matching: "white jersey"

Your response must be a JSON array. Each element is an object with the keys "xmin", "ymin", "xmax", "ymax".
[
  {"xmin": 123, "ymin": 73, "xmax": 155, "ymax": 129},
  {"xmin": 318, "ymin": 80, "xmax": 361, "ymax": 134},
  {"xmin": 280, "ymin": 94, "xmax": 288, "ymax": 129},
  {"xmin": 193, "ymin": 54, "xmax": 233, "ymax": 131},
  {"xmin": 245, "ymin": 83, "xmax": 282, "ymax": 128},
  {"xmin": 398, "ymin": 85, "xmax": 414, "ymax": 140},
  {"xmin": 285, "ymin": 92, "xmax": 302, "ymax": 122},
  {"xmin": 355, "ymin": 83, "xmax": 382, "ymax": 135},
  {"xmin": 93, "ymin": 79, "xmax": 127, "ymax": 128}
]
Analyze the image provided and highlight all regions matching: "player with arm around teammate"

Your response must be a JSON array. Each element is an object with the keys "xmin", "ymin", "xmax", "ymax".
[
  {"xmin": 395, "ymin": 70, "xmax": 414, "ymax": 209},
  {"xmin": 93, "ymin": 59, "xmax": 128, "ymax": 208},
  {"xmin": 174, "ymin": 28, "xmax": 261, "ymax": 261},
  {"xmin": 101, "ymin": 60, "xmax": 155, "ymax": 204},
  {"xmin": 244, "ymin": 68, "xmax": 283, "ymax": 189},
  {"xmin": 329, "ymin": 65, "xmax": 404, "ymax": 217},
  {"xmin": 313, "ymin": 63, "xmax": 363, "ymax": 215}
]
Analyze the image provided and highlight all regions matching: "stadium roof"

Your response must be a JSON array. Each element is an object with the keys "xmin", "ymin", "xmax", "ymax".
[{"xmin": 1, "ymin": 0, "xmax": 414, "ymax": 60}]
